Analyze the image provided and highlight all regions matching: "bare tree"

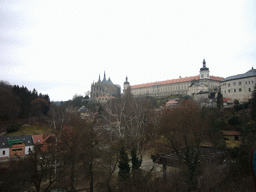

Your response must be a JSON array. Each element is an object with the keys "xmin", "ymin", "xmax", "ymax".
[
  {"xmin": 158, "ymin": 100, "xmax": 209, "ymax": 190},
  {"xmin": 101, "ymin": 88, "xmax": 156, "ymax": 152}
]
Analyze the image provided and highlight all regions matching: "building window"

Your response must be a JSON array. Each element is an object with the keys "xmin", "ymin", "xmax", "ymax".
[
  {"xmin": 224, "ymin": 90, "xmax": 226, "ymax": 93},
  {"xmin": 252, "ymin": 81, "xmax": 254, "ymax": 84},
  {"xmin": 12, "ymin": 148, "xmax": 22, "ymax": 152},
  {"xmin": 233, "ymin": 82, "xmax": 236, "ymax": 86},
  {"xmin": 234, "ymin": 89, "xmax": 236, "ymax": 92},
  {"xmin": 249, "ymin": 81, "xmax": 251, "ymax": 84},
  {"xmin": 246, "ymin": 82, "xmax": 247, "ymax": 84},
  {"xmin": 228, "ymin": 83, "xmax": 230, "ymax": 87},
  {"xmin": 239, "ymin": 82, "xmax": 242, "ymax": 85},
  {"xmin": 239, "ymin": 88, "xmax": 242, "ymax": 92},
  {"xmin": 249, "ymin": 88, "xmax": 251, "ymax": 92},
  {"xmin": 3, "ymin": 151, "xmax": 5, "ymax": 155},
  {"xmin": 29, "ymin": 148, "xmax": 31, "ymax": 152},
  {"xmin": 228, "ymin": 89, "xmax": 230, "ymax": 93}
]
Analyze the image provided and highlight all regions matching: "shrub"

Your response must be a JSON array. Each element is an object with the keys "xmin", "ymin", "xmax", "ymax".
[{"xmin": 6, "ymin": 123, "xmax": 23, "ymax": 133}]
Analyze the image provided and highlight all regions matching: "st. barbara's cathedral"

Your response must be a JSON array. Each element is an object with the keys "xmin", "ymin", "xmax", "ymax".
[{"xmin": 91, "ymin": 72, "xmax": 121, "ymax": 99}]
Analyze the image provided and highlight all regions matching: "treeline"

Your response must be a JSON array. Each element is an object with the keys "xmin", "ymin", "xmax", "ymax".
[
  {"xmin": 0, "ymin": 81, "xmax": 50, "ymax": 121},
  {"xmin": 1, "ymin": 86, "xmax": 256, "ymax": 191}
]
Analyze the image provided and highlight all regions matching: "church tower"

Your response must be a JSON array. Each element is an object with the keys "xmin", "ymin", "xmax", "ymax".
[
  {"xmin": 123, "ymin": 76, "xmax": 130, "ymax": 93},
  {"xmin": 200, "ymin": 59, "xmax": 210, "ymax": 79}
]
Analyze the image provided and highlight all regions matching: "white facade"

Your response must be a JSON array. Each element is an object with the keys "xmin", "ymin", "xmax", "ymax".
[
  {"xmin": 188, "ymin": 83, "xmax": 208, "ymax": 96},
  {"xmin": 221, "ymin": 68, "xmax": 256, "ymax": 102},
  {"xmin": 25, "ymin": 145, "xmax": 34, "ymax": 155},
  {"xmin": 130, "ymin": 60, "xmax": 223, "ymax": 97},
  {"xmin": 0, "ymin": 148, "xmax": 9, "ymax": 158}
]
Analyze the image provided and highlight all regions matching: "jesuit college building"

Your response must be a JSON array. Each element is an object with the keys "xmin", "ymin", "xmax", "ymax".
[{"xmin": 127, "ymin": 60, "xmax": 224, "ymax": 98}]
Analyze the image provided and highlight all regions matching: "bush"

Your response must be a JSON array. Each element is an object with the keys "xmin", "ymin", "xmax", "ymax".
[{"xmin": 6, "ymin": 123, "xmax": 23, "ymax": 133}]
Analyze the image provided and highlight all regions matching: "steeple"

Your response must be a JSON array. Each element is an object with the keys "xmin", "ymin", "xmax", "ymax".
[
  {"xmin": 123, "ymin": 76, "xmax": 130, "ymax": 92},
  {"xmin": 97, "ymin": 74, "xmax": 101, "ymax": 83},
  {"xmin": 102, "ymin": 71, "xmax": 107, "ymax": 84},
  {"xmin": 200, "ymin": 59, "xmax": 209, "ymax": 71},
  {"xmin": 199, "ymin": 59, "xmax": 210, "ymax": 79}
]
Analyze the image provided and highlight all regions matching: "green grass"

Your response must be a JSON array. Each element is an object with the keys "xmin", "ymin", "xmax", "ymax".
[
  {"xmin": 6, "ymin": 125, "xmax": 52, "ymax": 136},
  {"xmin": 225, "ymin": 140, "xmax": 242, "ymax": 148}
]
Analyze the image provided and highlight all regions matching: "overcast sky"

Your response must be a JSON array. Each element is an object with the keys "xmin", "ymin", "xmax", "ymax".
[{"xmin": 1, "ymin": 0, "xmax": 256, "ymax": 101}]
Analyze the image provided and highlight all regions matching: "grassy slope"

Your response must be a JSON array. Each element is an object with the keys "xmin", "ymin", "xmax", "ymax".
[{"xmin": 6, "ymin": 125, "xmax": 52, "ymax": 136}]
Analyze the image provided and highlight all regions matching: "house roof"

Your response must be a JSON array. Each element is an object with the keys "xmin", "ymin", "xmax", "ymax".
[
  {"xmin": 0, "ymin": 136, "xmax": 9, "ymax": 149},
  {"xmin": 222, "ymin": 130, "xmax": 241, "ymax": 136},
  {"xmin": 130, "ymin": 75, "xmax": 224, "ymax": 89},
  {"xmin": 223, "ymin": 98, "xmax": 231, "ymax": 102},
  {"xmin": 222, "ymin": 68, "xmax": 256, "ymax": 82},
  {"xmin": 9, "ymin": 135, "xmax": 34, "ymax": 146},
  {"xmin": 32, "ymin": 134, "xmax": 55, "ymax": 145},
  {"xmin": 32, "ymin": 135, "xmax": 44, "ymax": 144},
  {"xmin": 166, "ymin": 100, "xmax": 179, "ymax": 104}
]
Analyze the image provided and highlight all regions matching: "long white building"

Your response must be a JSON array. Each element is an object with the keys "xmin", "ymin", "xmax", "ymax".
[{"xmin": 126, "ymin": 60, "xmax": 224, "ymax": 97}]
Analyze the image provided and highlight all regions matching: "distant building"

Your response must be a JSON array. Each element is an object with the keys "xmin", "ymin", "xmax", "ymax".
[
  {"xmin": 0, "ymin": 135, "xmax": 34, "ymax": 159},
  {"xmin": 129, "ymin": 60, "xmax": 224, "ymax": 97},
  {"xmin": 123, "ymin": 76, "xmax": 130, "ymax": 93},
  {"xmin": 91, "ymin": 72, "xmax": 121, "ymax": 101},
  {"xmin": 221, "ymin": 68, "xmax": 256, "ymax": 102}
]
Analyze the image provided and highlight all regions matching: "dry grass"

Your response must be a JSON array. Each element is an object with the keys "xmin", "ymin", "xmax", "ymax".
[{"xmin": 6, "ymin": 124, "xmax": 52, "ymax": 136}]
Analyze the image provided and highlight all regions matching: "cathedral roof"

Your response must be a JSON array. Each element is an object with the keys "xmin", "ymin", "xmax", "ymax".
[
  {"xmin": 97, "ymin": 74, "xmax": 101, "ymax": 83},
  {"xmin": 222, "ymin": 67, "xmax": 256, "ymax": 82},
  {"xmin": 107, "ymin": 77, "xmax": 113, "ymax": 84},
  {"xmin": 130, "ymin": 75, "xmax": 224, "ymax": 89},
  {"xmin": 102, "ymin": 71, "xmax": 108, "ymax": 84}
]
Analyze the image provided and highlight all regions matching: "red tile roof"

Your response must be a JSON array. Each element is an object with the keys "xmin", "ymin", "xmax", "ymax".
[
  {"xmin": 223, "ymin": 98, "xmax": 231, "ymax": 102},
  {"xmin": 210, "ymin": 76, "xmax": 224, "ymax": 81},
  {"xmin": 130, "ymin": 75, "xmax": 224, "ymax": 89},
  {"xmin": 32, "ymin": 135, "xmax": 44, "ymax": 144},
  {"xmin": 166, "ymin": 100, "xmax": 179, "ymax": 104},
  {"xmin": 32, "ymin": 134, "xmax": 55, "ymax": 145}
]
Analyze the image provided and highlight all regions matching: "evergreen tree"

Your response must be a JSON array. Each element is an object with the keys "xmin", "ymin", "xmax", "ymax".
[
  {"xmin": 131, "ymin": 146, "xmax": 142, "ymax": 170},
  {"xmin": 216, "ymin": 91, "xmax": 223, "ymax": 110},
  {"xmin": 131, "ymin": 146, "xmax": 143, "ymax": 191},
  {"xmin": 118, "ymin": 146, "xmax": 130, "ymax": 180},
  {"xmin": 118, "ymin": 145, "xmax": 130, "ymax": 191}
]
